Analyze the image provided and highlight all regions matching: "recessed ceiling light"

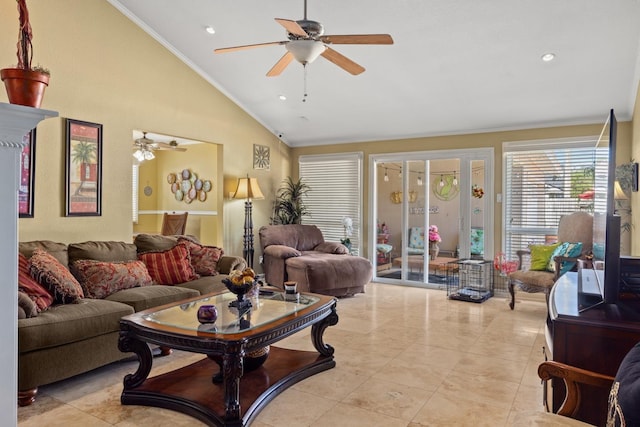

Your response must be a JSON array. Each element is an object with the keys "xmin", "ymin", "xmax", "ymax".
[
  {"xmin": 205, "ymin": 26, "xmax": 215, "ymax": 34},
  {"xmin": 278, "ymin": 95, "xmax": 287, "ymax": 101},
  {"xmin": 541, "ymin": 53, "xmax": 555, "ymax": 62}
]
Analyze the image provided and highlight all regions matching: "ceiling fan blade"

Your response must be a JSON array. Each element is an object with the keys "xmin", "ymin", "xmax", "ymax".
[
  {"xmin": 320, "ymin": 34, "xmax": 394, "ymax": 45},
  {"xmin": 321, "ymin": 47, "xmax": 365, "ymax": 75},
  {"xmin": 267, "ymin": 51, "xmax": 294, "ymax": 77},
  {"xmin": 154, "ymin": 141, "xmax": 187, "ymax": 152},
  {"xmin": 214, "ymin": 41, "xmax": 286, "ymax": 54},
  {"xmin": 275, "ymin": 18, "xmax": 308, "ymax": 37}
]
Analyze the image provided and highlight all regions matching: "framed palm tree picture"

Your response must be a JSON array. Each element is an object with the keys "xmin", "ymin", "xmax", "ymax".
[{"xmin": 65, "ymin": 119, "xmax": 102, "ymax": 216}]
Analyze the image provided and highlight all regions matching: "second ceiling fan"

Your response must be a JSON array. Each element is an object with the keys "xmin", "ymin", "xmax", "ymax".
[{"xmin": 214, "ymin": 0, "xmax": 394, "ymax": 76}]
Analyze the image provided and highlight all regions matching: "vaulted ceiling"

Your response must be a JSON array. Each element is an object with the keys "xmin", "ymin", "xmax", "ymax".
[{"xmin": 109, "ymin": 0, "xmax": 640, "ymax": 147}]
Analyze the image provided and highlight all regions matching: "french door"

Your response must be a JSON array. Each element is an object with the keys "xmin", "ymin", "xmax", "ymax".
[{"xmin": 370, "ymin": 148, "xmax": 493, "ymax": 287}]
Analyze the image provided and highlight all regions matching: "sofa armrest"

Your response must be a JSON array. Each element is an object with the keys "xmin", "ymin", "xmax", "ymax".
[
  {"xmin": 217, "ymin": 256, "xmax": 247, "ymax": 275},
  {"xmin": 314, "ymin": 242, "xmax": 348, "ymax": 254},
  {"xmin": 264, "ymin": 245, "xmax": 301, "ymax": 259}
]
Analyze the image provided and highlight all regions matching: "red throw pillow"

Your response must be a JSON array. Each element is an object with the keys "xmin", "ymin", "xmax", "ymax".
[
  {"xmin": 18, "ymin": 253, "xmax": 53, "ymax": 312},
  {"xmin": 71, "ymin": 259, "xmax": 153, "ymax": 299},
  {"xmin": 178, "ymin": 237, "xmax": 223, "ymax": 276},
  {"xmin": 138, "ymin": 241, "xmax": 199, "ymax": 285},
  {"xmin": 29, "ymin": 249, "xmax": 84, "ymax": 304}
]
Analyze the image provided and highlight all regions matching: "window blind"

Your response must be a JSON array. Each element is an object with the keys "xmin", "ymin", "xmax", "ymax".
[
  {"xmin": 503, "ymin": 138, "xmax": 600, "ymax": 259},
  {"xmin": 299, "ymin": 153, "xmax": 362, "ymax": 255}
]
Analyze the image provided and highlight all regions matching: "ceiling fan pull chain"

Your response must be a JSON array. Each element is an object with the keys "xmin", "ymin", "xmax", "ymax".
[{"xmin": 302, "ymin": 63, "xmax": 308, "ymax": 102}]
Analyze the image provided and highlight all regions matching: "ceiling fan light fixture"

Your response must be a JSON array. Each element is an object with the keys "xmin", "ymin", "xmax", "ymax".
[
  {"xmin": 133, "ymin": 149, "xmax": 145, "ymax": 162},
  {"xmin": 285, "ymin": 40, "xmax": 326, "ymax": 64},
  {"xmin": 144, "ymin": 150, "xmax": 155, "ymax": 161}
]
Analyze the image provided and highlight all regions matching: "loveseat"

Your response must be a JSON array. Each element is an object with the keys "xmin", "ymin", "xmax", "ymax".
[
  {"xmin": 17, "ymin": 233, "xmax": 245, "ymax": 406},
  {"xmin": 259, "ymin": 224, "xmax": 373, "ymax": 297}
]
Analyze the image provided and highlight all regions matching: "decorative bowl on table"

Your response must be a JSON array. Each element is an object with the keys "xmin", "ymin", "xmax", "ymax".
[{"xmin": 222, "ymin": 268, "xmax": 258, "ymax": 311}]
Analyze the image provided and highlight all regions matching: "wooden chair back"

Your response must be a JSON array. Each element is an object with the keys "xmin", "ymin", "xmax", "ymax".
[{"xmin": 161, "ymin": 212, "xmax": 188, "ymax": 236}]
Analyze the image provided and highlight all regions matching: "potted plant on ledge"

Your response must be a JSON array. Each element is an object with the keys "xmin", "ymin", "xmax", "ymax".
[{"xmin": 1, "ymin": 0, "xmax": 50, "ymax": 108}]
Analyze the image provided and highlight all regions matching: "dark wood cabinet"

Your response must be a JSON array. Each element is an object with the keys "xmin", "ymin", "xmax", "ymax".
[{"xmin": 547, "ymin": 272, "xmax": 640, "ymax": 426}]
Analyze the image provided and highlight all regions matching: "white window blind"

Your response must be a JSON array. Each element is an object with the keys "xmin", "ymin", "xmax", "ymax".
[
  {"xmin": 132, "ymin": 165, "xmax": 139, "ymax": 223},
  {"xmin": 503, "ymin": 138, "xmax": 600, "ymax": 259},
  {"xmin": 299, "ymin": 153, "xmax": 362, "ymax": 255}
]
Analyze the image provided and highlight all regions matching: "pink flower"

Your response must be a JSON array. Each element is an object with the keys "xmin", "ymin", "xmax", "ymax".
[{"xmin": 428, "ymin": 225, "xmax": 441, "ymax": 242}]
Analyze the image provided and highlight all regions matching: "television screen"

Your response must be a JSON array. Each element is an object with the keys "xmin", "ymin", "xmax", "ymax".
[{"xmin": 579, "ymin": 109, "xmax": 620, "ymax": 311}]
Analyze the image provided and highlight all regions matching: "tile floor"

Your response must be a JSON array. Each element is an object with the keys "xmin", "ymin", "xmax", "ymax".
[{"xmin": 18, "ymin": 283, "xmax": 551, "ymax": 426}]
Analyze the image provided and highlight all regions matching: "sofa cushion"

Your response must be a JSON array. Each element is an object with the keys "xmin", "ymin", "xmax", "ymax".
[
  {"xmin": 178, "ymin": 237, "xmax": 223, "ymax": 276},
  {"xmin": 314, "ymin": 242, "xmax": 349, "ymax": 255},
  {"xmin": 18, "ymin": 291, "xmax": 38, "ymax": 318},
  {"xmin": 134, "ymin": 233, "xmax": 180, "ymax": 253},
  {"xmin": 68, "ymin": 241, "xmax": 138, "ymax": 264},
  {"xmin": 18, "ymin": 298, "xmax": 133, "ymax": 353},
  {"xmin": 19, "ymin": 240, "xmax": 68, "ymax": 268},
  {"xmin": 105, "ymin": 285, "xmax": 199, "ymax": 312},
  {"xmin": 177, "ymin": 275, "xmax": 227, "ymax": 295},
  {"xmin": 18, "ymin": 253, "xmax": 53, "ymax": 312},
  {"xmin": 29, "ymin": 249, "xmax": 84, "ymax": 304},
  {"xmin": 138, "ymin": 242, "xmax": 199, "ymax": 285},
  {"xmin": 71, "ymin": 259, "xmax": 153, "ymax": 299}
]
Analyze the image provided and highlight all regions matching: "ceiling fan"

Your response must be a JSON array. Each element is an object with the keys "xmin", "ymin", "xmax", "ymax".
[
  {"xmin": 214, "ymin": 0, "xmax": 394, "ymax": 76},
  {"xmin": 133, "ymin": 132, "xmax": 186, "ymax": 161}
]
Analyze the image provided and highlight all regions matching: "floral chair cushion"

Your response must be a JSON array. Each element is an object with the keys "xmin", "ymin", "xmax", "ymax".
[{"xmin": 409, "ymin": 227, "xmax": 425, "ymax": 250}]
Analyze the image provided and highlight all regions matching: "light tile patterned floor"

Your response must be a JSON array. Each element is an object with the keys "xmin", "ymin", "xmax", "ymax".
[{"xmin": 18, "ymin": 283, "xmax": 551, "ymax": 426}]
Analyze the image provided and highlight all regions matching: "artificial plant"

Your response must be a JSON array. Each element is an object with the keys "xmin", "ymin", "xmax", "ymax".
[{"xmin": 271, "ymin": 177, "xmax": 310, "ymax": 225}]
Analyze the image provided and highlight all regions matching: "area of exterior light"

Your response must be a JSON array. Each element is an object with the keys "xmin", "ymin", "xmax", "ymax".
[{"xmin": 541, "ymin": 53, "xmax": 555, "ymax": 62}]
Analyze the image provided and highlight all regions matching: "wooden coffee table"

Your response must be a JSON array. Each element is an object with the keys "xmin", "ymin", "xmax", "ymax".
[{"xmin": 118, "ymin": 290, "xmax": 338, "ymax": 426}]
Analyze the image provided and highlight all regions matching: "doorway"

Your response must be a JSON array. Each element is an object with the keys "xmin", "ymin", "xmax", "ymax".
[{"xmin": 370, "ymin": 148, "xmax": 493, "ymax": 288}]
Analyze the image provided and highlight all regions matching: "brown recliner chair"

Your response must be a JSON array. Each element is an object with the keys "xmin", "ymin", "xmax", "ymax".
[{"xmin": 259, "ymin": 224, "xmax": 373, "ymax": 297}]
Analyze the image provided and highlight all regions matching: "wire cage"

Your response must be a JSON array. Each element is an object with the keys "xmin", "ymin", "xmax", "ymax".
[{"xmin": 446, "ymin": 259, "xmax": 494, "ymax": 303}]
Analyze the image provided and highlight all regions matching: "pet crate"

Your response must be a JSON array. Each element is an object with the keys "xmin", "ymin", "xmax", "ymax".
[{"xmin": 446, "ymin": 259, "xmax": 493, "ymax": 303}]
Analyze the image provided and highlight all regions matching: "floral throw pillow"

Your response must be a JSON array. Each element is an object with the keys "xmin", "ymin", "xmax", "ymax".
[
  {"xmin": 177, "ymin": 237, "xmax": 223, "ymax": 276},
  {"xmin": 138, "ymin": 241, "xmax": 199, "ymax": 285},
  {"xmin": 18, "ymin": 253, "xmax": 53, "ymax": 312},
  {"xmin": 71, "ymin": 259, "xmax": 153, "ymax": 299},
  {"xmin": 29, "ymin": 249, "xmax": 84, "ymax": 304}
]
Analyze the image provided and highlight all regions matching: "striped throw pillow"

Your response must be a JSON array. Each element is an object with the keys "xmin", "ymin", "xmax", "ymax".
[
  {"xmin": 138, "ymin": 241, "xmax": 199, "ymax": 285},
  {"xmin": 18, "ymin": 253, "xmax": 54, "ymax": 312}
]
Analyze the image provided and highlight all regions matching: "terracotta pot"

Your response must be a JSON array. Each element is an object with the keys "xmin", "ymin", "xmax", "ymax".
[{"xmin": 1, "ymin": 68, "xmax": 49, "ymax": 108}]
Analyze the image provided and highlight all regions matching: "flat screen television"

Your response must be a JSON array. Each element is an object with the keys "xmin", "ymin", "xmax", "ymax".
[{"xmin": 579, "ymin": 109, "xmax": 620, "ymax": 311}]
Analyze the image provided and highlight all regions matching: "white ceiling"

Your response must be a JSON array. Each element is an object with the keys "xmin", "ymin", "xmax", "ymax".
[{"xmin": 109, "ymin": 0, "xmax": 640, "ymax": 147}]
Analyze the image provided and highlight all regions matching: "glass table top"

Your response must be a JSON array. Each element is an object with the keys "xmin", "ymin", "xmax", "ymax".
[{"xmin": 142, "ymin": 291, "xmax": 320, "ymax": 335}]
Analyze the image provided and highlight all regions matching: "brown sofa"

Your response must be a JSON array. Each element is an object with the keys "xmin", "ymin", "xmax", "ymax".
[
  {"xmin": 17, "ymin": 234, "xmax": 245, "ymax": 406},
  {"xmin": 259, "ymin": 224, "xmax": 373, "ymax": 296}
]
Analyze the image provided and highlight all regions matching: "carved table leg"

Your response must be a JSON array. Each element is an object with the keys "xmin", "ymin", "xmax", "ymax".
[
  {"xmin": 222, "ymin": 348, "xmax": 243, "ymax": 422},
  {"xmin": 311, "ymin": 303, "xmax": 339, "ymax": 356},
  {"xmin": 509, "ymin": 280, "xmax": 516, "ymax": 310},
  {"xmin": 119, "ymin": 329, "xmax": 153, "ymax": 389}
]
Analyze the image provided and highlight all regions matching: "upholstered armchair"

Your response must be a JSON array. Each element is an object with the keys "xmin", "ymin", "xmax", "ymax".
[
  {"xmin": 259, "ymin": 224, "xmax": 373, "ymax": 297},
  {"xmin": 508, "ymin": 212, "xmax": 592, "ymax": 310}
]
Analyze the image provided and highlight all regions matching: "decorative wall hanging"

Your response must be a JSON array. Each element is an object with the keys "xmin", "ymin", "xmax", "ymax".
[
  {"xmin": 432, "ymin": 175, "xmax": 460, "ymax": 201},
  {"xmin": 253, "ymin": 144, "xmax": 270, "ymax": 170},
  {"xmin": 472, "ymin": 184, "xmax": 484, "ymax": 199},
  {"xmin": 167, "ymin": 168, "xmax": 212, "ymax": 204},
  {"xmin": 19, "ymin": 129, "xmax": 36, "ymax": 218},
  {"xmin": 65, "ymin": 119, "xmax": 102, "ymax": 217}
]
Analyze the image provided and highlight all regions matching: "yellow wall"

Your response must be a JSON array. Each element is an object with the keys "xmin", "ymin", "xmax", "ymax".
[
  {"xmin": 293, "ymin": 121, "xmax": 633, "ymax": 256},
  {"xmin": 1, "ymin": 0, "xmax": 291, "ymax": 260}
]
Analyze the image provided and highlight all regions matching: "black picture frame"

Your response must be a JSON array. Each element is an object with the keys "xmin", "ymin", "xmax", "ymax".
[
  {"xmin": 18, "ymin": 129, "xmax": 36, "ymax": 218},
  {"xmin": 65, "ymin": 119, "xmax": 103, "ymax": 216}
]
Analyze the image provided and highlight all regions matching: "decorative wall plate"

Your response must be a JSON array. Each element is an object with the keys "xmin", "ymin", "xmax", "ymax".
[
  {"xmin": 171, "ymin": 182, "xmax": 179, "ymax": 193},
  {"xmin": 194, "ymin": 179, "xmax": 203, "ymax": 190},
  {"xmin": 198, "ymin": 190, "xmax": 207, "ymax": 202},
  {"xmin": 181, "ymin": 169, "xmax": 191, "ymax": 180},
  {"xmin": 143, "ymin": 186, "xmax": 153, "ymax": 196},
  {"xmin": 167, "ymin": 173, "xmax": 177, "ymax": 184},
  {"xmin": 188, "ymin": 188, "xmax": 197, "ymax": 200},
  {"xmin": 175, "ymin": 189, "xmax": 184, "ymax": 201},
  {"xmin": 432, "ymin": 175, "xmax": 460, "ymax": 201},
  {"xmin": 203, "ymin": 180, "xmax": 212, "ymax": 192},
  {"xmin": 181, "ymin": 180, "xmax": 191, "ymax": 192}
]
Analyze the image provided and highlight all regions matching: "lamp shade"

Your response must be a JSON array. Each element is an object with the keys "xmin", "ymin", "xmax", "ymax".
[
  {"xmin": 285, "ymin": 40, "xmax": 326, "ymax": 64},
  {"xmin": 233, "ymin": 176, "xmax": 264, "ymax": 200}
]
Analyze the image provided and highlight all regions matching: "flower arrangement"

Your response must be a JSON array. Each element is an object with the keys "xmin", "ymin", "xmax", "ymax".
[
  {"xmin": 428, "ymin": 225, "xmax": 441, "ymax": 243},
  {"xmin": 341, "ymin": 216, "xmax": 353, "ymax": 248},
  {"xmin": 472, "ymin": 184, "xmax": 484, "ymax": 199}
]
